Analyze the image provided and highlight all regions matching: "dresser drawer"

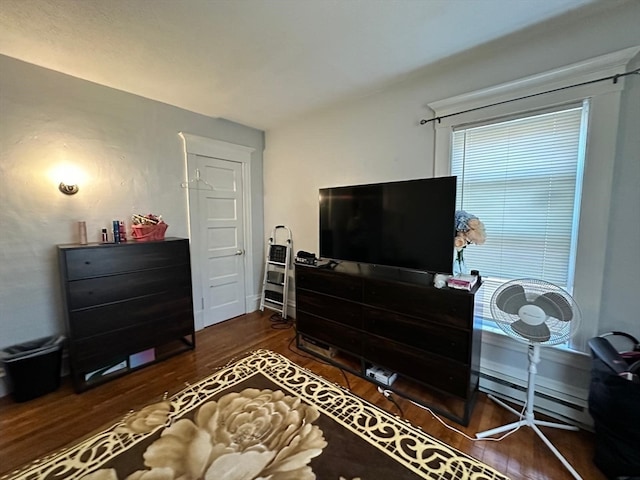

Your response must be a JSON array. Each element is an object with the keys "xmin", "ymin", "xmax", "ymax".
[
  {"xmin": 69, "ymin": 289, "xmax": 193, "ymax": 339},
  {"xmin": 296, "ymin": 312, "xmax": 362, "ymax": 355},
  {"xmin": 363, "ymin": 335, "xmax": 469, "ymax": 398},
  {"xmin": 67, "ymin": 265, "xmax": 192, "ymax": 310},
  {"xmin": 296, "ymin": 289, "xmax": 361, "ymax": 329},
  {"xmin": 73, "ymin": 313, "xmax": 194, "ymax": 372},
  {"xmin": 363, "ymin": 307, "xmax": 469, "ymax": 363},
  {"xmin": 363, "ymin": 278, "xmax": 472, "ymax": 329},
  {"xmin": 296, "ymin": 266, "xmax": 362, "ymax": 301},
  {"xmin": 61, "ymin": 239, "xmax": 190, "ymax": 280}
]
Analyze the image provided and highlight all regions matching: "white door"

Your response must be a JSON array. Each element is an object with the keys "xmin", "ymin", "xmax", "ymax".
[{"xmin": 197, "ymin": 155, "xmax": 246, "ymax": 326}]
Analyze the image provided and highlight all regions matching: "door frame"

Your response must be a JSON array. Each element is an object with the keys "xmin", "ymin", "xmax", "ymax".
[{"xmin": 179, "ymin": 132, "xmax": 256, "ymax": 331}]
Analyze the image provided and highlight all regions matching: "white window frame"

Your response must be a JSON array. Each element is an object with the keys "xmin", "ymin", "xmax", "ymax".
[{"xmin": 429, "ymin": 46, "xmax": 640, "ymax": 352}]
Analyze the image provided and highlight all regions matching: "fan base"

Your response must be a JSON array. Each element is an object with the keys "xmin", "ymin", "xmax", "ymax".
[{"xmin": 477, "ymin": 394, "xmax": 582, "ymax": 479}]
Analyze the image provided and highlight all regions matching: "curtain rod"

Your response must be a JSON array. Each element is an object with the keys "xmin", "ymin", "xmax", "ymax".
[{"xmin": 420, "ymin": 68, "xmax": 640, "ymax": 126}]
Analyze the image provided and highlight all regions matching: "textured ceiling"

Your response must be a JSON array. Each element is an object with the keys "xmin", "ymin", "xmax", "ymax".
[{"xmin": 0, "ymin": 0, "xmax": 600, "ymax": 130}]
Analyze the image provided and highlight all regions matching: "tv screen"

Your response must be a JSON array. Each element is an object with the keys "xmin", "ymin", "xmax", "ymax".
[{"xmin": 319, "ymin": 176, "xmax": 456, "ymax": 273}]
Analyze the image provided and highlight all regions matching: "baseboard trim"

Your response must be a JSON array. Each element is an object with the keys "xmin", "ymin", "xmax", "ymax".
[{"xmin": 479, "ymin": 368, "xmax": 593, "ymax": 429}]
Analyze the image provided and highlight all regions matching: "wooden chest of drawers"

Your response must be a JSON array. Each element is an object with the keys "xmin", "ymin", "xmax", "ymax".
[{"xmin": 58, "ymin": 238, "xmax": 195, "ymax": 391}]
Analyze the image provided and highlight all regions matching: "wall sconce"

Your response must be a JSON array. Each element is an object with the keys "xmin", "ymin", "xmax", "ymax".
[
  {"xmin": 59, "ymin": 182, "xmax": 79, "ymax": 195},
  {"xmin": 54, "ymin": 163, "xmax": 83, "ymax": 195}
]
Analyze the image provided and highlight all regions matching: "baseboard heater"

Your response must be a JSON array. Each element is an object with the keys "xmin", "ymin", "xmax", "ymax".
[{"xmin": 478, "ymin": 372, "xmax": 593, "ymax": 430}]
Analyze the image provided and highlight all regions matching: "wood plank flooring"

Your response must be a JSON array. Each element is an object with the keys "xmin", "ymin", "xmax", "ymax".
[{"xmin": 0, "ymin": 311, "xmax": 604, "ymax": 479}]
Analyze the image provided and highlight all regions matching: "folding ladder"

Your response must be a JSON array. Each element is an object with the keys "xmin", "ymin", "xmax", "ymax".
[{"xmin": 260, "ymin": 225, "xmax": 292, "ymax": 318}]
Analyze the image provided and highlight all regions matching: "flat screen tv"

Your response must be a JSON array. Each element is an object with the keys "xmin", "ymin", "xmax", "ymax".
[{"xmin": 319, "ymin": 176, "xmax": 456, "ymax": 273}]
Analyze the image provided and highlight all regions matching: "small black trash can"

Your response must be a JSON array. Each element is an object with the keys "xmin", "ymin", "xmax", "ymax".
[{"xmin": 1, "ymin": 335, "xmax": 65, "ymax": 402}]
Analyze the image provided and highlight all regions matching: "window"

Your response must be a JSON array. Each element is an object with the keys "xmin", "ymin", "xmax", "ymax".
[
  {"xmin": 451, "ymin": 104, "xmax": 588, "ymax": 334},
  {"xmin": 429, "ymin": 47, "xmax": 638, "ymax": 352}
]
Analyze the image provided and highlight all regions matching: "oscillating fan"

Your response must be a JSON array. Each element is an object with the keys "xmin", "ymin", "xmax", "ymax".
[{"xmin": 476, "ymin": 278, "xmax": 583, "ymax": 480}]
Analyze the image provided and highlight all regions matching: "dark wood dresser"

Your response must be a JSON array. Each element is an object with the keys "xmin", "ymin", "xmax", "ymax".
[
  {"xmin": 295, "ymin": 262, "xmax": 482, "ymax": 425},
  {"xmin": 58, "ymin": 238, "xmax": 195, "ymax": 392}
]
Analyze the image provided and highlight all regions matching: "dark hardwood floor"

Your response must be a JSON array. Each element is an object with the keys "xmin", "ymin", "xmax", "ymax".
[{"xmin": 0, "ymin": 311, "xmax": 603, "ymax": 480}]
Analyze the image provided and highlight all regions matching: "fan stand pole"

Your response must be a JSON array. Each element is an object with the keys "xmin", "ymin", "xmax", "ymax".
[{"xmin": 476, "ymin": 344, "xmax": 583, "ymax": 480}]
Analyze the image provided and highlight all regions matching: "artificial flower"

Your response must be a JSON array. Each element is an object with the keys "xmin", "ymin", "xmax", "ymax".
[
  {"xmin": 454, "ymin": 211, "xmax": 486, "ymax": 250},
  {"xmin": 454, "ymin": 210, "xmax": 486, "ymax": 270}
]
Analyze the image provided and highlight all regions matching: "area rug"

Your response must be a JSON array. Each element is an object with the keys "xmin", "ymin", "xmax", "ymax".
[{"xmin": 2, "ymin": 349, "xmax": 510, "ymax": 480}]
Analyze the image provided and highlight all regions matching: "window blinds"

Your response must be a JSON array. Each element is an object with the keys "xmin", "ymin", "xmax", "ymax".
[{"xmin": 451, "ymin": 103, "xmax": 587, "ymax": 319}]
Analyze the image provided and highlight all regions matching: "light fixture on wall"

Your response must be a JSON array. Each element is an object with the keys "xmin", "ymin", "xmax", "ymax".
[
  {"xmin": 54, "ymin": 163, "xmax": 83, "ymax": 195},
  {"xmin": 59, "ymin": 181, "xmax": 79, "ymax": 195}
]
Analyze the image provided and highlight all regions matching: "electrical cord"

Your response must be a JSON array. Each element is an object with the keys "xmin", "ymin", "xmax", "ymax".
[
  {"xmin": 288, "ymin": 328, "xmax": 521, "ymax": 441},
  {"xmin": 285, "ymin": 315, "xmax": 523, "ymax": 440},
  {"xmin": 269, "ymin": 312, "xmax": 293, "ymax": 329},
  {"xmin": 376, "ymin": 386, "xmax": 404, "ymax": 416},
  {"xmin": 284, "ymin": 316, "xmax": 522, "ymax": 441},
  {"xmin": 376, "ymin": 387, "xmax": 526, "ymax": 442}
]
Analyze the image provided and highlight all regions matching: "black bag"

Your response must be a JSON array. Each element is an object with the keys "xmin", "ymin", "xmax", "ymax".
[{"xmin": 588, "ymin": 345, "xmax": 640, "ymax": 479}]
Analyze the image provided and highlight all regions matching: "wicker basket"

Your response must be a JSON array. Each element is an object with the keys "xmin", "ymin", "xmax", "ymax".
[{"xmin": 131, "ymin": 222, "xmax": 168, "ymax": 242}]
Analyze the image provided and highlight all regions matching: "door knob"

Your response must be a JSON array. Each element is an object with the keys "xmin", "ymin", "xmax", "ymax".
[{"xmin": 235, "ymin": 249, "xmax": 244, "ymax": 255}]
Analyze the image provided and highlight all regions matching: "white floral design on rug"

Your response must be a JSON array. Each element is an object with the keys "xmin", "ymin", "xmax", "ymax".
[{"xmin": 82, "ymin": 388, "xmax": 326, "ymax": 480}]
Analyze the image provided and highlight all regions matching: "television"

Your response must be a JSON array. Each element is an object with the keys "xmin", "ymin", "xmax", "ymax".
[{"xmin": 319, "ymin": 176, "xmax": 456, "ymax": 273}]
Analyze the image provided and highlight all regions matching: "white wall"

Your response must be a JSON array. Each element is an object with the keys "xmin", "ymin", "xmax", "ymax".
[
  {"xmin": 0, "ymin": 55, "xmax": 265, "ymax": 395},
  {"xmin": 263, "ymin": 1, "xmax": 640, "ymax": 417}
]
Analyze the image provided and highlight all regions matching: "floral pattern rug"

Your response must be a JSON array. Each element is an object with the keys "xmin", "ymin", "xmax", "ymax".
[{"xmin": 2, "ymin": 350, "xmax": 510, "ymax": 480}]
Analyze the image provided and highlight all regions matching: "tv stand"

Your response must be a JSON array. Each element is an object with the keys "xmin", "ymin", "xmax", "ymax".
[{"xmin": 295, "ymin": 261, "xmax": 482, "ymax": 425}]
